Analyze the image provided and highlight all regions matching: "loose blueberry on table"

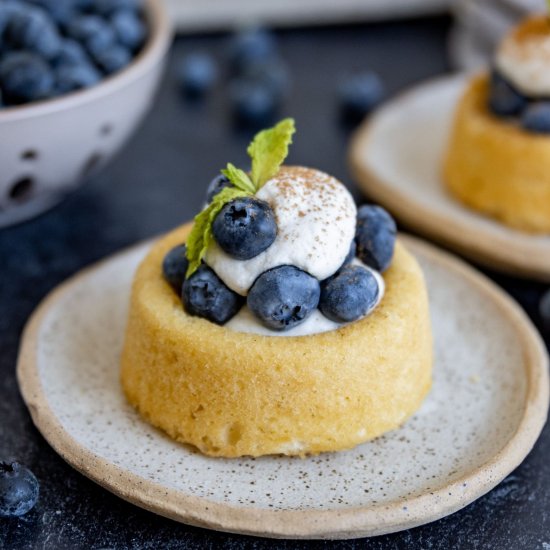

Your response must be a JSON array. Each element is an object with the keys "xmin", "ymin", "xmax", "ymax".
[
  {"xmin": 0, "ymin": 461, "xmax": 39, "ymax": 518},
  {"xmin": 178, "ymin": 51, "xmax": 218, "ymax": 98},
  {"xmin": 162, "ymin": 118, "xmax": 397, "ymax": 331},
  {"xmin": 0, "ymin": 0, "xmax": 147, "ymax": 107},
  {"xmin": 339, "ymin": 71, "xmax": 385, "ymax": 123}
]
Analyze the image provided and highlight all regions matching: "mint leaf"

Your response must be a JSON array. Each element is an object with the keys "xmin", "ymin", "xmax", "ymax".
[
  {"xmin": 221, "ymin": 163, "xmax": 255, "ymax": 194},
  {"xmin": 247, "ymin": 118, "xmax": 296, "ymax": 190},
  {"xmin": 185, "ymin": 186, "xmax": 250, "ymax": 277}
]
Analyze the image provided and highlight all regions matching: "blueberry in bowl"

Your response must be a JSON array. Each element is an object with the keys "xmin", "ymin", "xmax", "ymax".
[{"xmin": 0, "ymin": 0, "xmax": 171, "ymax": 228}]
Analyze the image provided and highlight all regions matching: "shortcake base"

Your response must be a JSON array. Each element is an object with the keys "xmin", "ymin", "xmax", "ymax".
[
  {"xmin": 444, "ymin": 74, "xmax": 550, "ymax": 233},
  {"xmin": 120, "ymin": 224, "xmax": 432, "ymax": 457}
]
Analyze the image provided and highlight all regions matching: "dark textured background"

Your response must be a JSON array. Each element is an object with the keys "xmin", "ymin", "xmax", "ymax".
[{"xmin": 1, "ymin": 15, "xmax": 549, "ymax": 550}]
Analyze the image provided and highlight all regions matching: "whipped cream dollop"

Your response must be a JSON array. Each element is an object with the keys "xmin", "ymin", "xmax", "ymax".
[
  {"xmin": 495, "ymin": 15, "xmax": 550, "ymax": 96},
  {"xmin": 205, "ymin": 166, "xmax": 357, "ymax": 296},
  {"xmin": 226, "ymin": 261, "xmax": 385, "ymax": 337}
]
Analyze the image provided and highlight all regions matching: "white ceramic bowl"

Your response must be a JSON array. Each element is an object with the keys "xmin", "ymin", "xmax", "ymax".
[{"xmin": 0, "ymin": 0, "xmax": 172, "ymax": 228}]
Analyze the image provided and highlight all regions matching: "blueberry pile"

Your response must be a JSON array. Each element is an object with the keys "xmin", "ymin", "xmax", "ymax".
[
  {"xmin": 0, "ymin": 0, "xmax": 147, "ymax": 107},
  {"xmin": 489, "ymin": 70, "xmax": 550, "ymax": 134},
  {"xmin": 163, "ymin": 175, "xmax": 396, "ymax": 331},
  {"xmin": 0, "ymin": 461, "xmax": 39, "ymax": 517}
]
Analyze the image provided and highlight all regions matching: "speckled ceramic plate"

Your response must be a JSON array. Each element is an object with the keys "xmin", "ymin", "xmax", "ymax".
[
  {"xmin": 349, "ymin": 74, "xmax": 550, "ymax": 282},
  {"xmin": 16, "ymin": 235, "xmax": 549, "ymax": 540}
]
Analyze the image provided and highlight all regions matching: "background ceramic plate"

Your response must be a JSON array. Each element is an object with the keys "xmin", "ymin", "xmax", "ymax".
[
  {"xmin": 350, "ymin": 74, "xmax": 550, "ymax": 281},
  {"xmin": 17, "ymin": 235, "xmax": 548, "ymax": 540}
]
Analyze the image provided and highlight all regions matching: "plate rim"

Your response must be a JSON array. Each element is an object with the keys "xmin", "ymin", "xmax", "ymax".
[
  {"xmin": 349, "ymin": 73, "xmax": 550, "ymax": 282},
  {"xmin": 16, "ymin": 234, "xmax": 549, "ymax": 540}
]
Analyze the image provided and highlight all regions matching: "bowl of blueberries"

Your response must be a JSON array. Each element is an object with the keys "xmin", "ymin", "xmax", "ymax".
[{"xmin": 0, "ymin": 0, "xmax": 171, "ymax": 227}]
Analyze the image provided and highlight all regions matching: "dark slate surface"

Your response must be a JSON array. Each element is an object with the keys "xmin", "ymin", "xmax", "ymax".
[{"xmin": 1, "ymin": 16, "xmax": 549, "ymax": 550}]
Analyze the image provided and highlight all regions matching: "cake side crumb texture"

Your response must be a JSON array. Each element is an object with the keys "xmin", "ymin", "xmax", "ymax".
[{"xmin": 120, "ymin": 223, "xmax": 433, "ymax": 457}]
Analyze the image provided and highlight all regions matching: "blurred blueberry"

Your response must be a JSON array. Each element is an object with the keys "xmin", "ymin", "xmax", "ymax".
[
  {"xmin": 231, "ymin": 80, "xmax": 278, "ymax": 127},
  {"xmin": 6, "ymin": 4, "xmax": 62, "ymax": 60},
  {"xmin": 27, "ymin": 0, "xmax": 75, "ymax": 25},
  {"xmin": 178, "ymin": 52, "xmax": 217, "ymax": 97},
  {"xmin": 93, "ymin": 45, "xmax": 131, "ymax": 74},
  {"xmin": 489, "ymin": 70, "xmax": 527, "ymax": 117},
  {"xmin": 95, "ymin": 0, "xmax": 141, "ymax": 16},
  {"xmin": 238, "ymin": 58, "xmax": 290, "ymax": 100},
  {"xmin": 73, "ymin": 0, "xmax": 96, "ymax": 11},
  {"xmin": 111, "ymin": 9, "xmax": 146, "ymax": 51},
  {"xmin": 55, "ymin": 62, "xmax": 101, "ymax": 93},
  {"xmin": 54, "ymin": 39, "xmax": 90, "ymax": 67},
  {"xmin": 67, "ymin": 15, "xmax": 116, "ymax": 58},
  {"xmin": 0, "ymin": 4, "xmax": 15, "ymax": 48},
  {"xmin": 228, "ymin": 27, "xmax": 276, "ymax": 73},
  {"xmin": 339, "ymin": 71, "xmax": 385, "ymax": 123},
  {"xmin": 0, "ymin": 51, "xmax": 54, "ymax": 103},
  {"xmin": 521, "ymin": 102, "xmax": 550, "ymax": 134}
]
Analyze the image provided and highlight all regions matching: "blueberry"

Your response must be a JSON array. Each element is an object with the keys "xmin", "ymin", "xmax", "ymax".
[
  {"xmin": 0, "ymin": 4, "xmax": 15, "ymax": 49},
  {"xmin": 0, "ymin": 462, "xmax": 39, "ymax": 518},
  {"xmin": 355, "ymin": 205, "xmax": 396, "ymax": 272},
  {"xmin": 521, "ymin": 102, "xmax": 550, "ymax": 134},
  {"xmin": 212, "ymin": 197, "xmax": 277, "ymax": 260},
  {"xmin": 6, "ymin": 4, "xmax": 62, "ymax": 60},
  {"xmin": 228, "ymin": 27, "xmax": 276, "ymax": 73},
  {"xmin": 182, "ymin": 265, "xmax": 243, "ymax": 324},
  {"xmin": 162, "ymin": 244, "xmax": 188, "ymax": 293},
  {"xmin": 488, "ymin": 70, "xmax": 527, "ymax": 117},
  {"xmin": 247, "ymin": 265, "xmax": 320, "ymax": 331},
  {"xmin": 55, "ymin": 62, "xmax": 101, "ymax": 93},
  {"xmin": 27, "ymin": 0, "xmax": 76, "ymax": 25},
  {"xmin": 326, "ymin": 239, "xmax": 356, "ymax": 280},
  {"xmin": 93, "ymin": 45, "xmax": 132, "ymax": 74},
  {"xmin": 238, "ymin": 58, "xmax": 290, "ymax": 100},
  {"xmin": 231, "ymin": 80, "xmax": 278, "ymax": 127},
  {"xmin": 320, "ymin": 265, "xmax": 379, "ymax": 323},
  {"xmin": 111, "ymin": 9, "xmax": 146, "ymax": 51},
  {"xmin": 178, "ymin": 52, "xmax": 217, "ymax": 97},
  {"xmin": 339, "ymin": 72, "xmax": 385, "ymax": 121},
  {"xmin": 0, "ymin": 52, "xmax": 54, "ymax": 104},
  {"xmin": 73, "ymin": 0, "xmax": 96, "ymax": 10},
  {"xmin": 53, "ymin": 39, "xmax": 90, "ymax": 67},
  {"xmin": 206, "ymin": 174, "xmax": 232, "ymax": 202},
  {"xmin": 67, "ymin": 15, "xmax": 116, "ymax": 58},
  {"xmin": 342, "ymin": 239, "xmax": 356, "ymax": 267},
  {"xmin": 95, "ymin": 0, "xmax": 141, "ymax": 16}
]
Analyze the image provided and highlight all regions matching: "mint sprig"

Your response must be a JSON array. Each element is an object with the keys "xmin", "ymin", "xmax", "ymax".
[
  {"xmin": 220, "ymin": 163, "xmax": 256, "ymax": 194},
  {"xmin": 185, "ymin": 187, "xmax": 250, "ymax": 277},
  {"xmin": 248, "ymin": 118, "xmax": 295, "ymax": 189},
  {"xmin": 185, "ymin": 118, "xmax": 296, "ymax": 278}
]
